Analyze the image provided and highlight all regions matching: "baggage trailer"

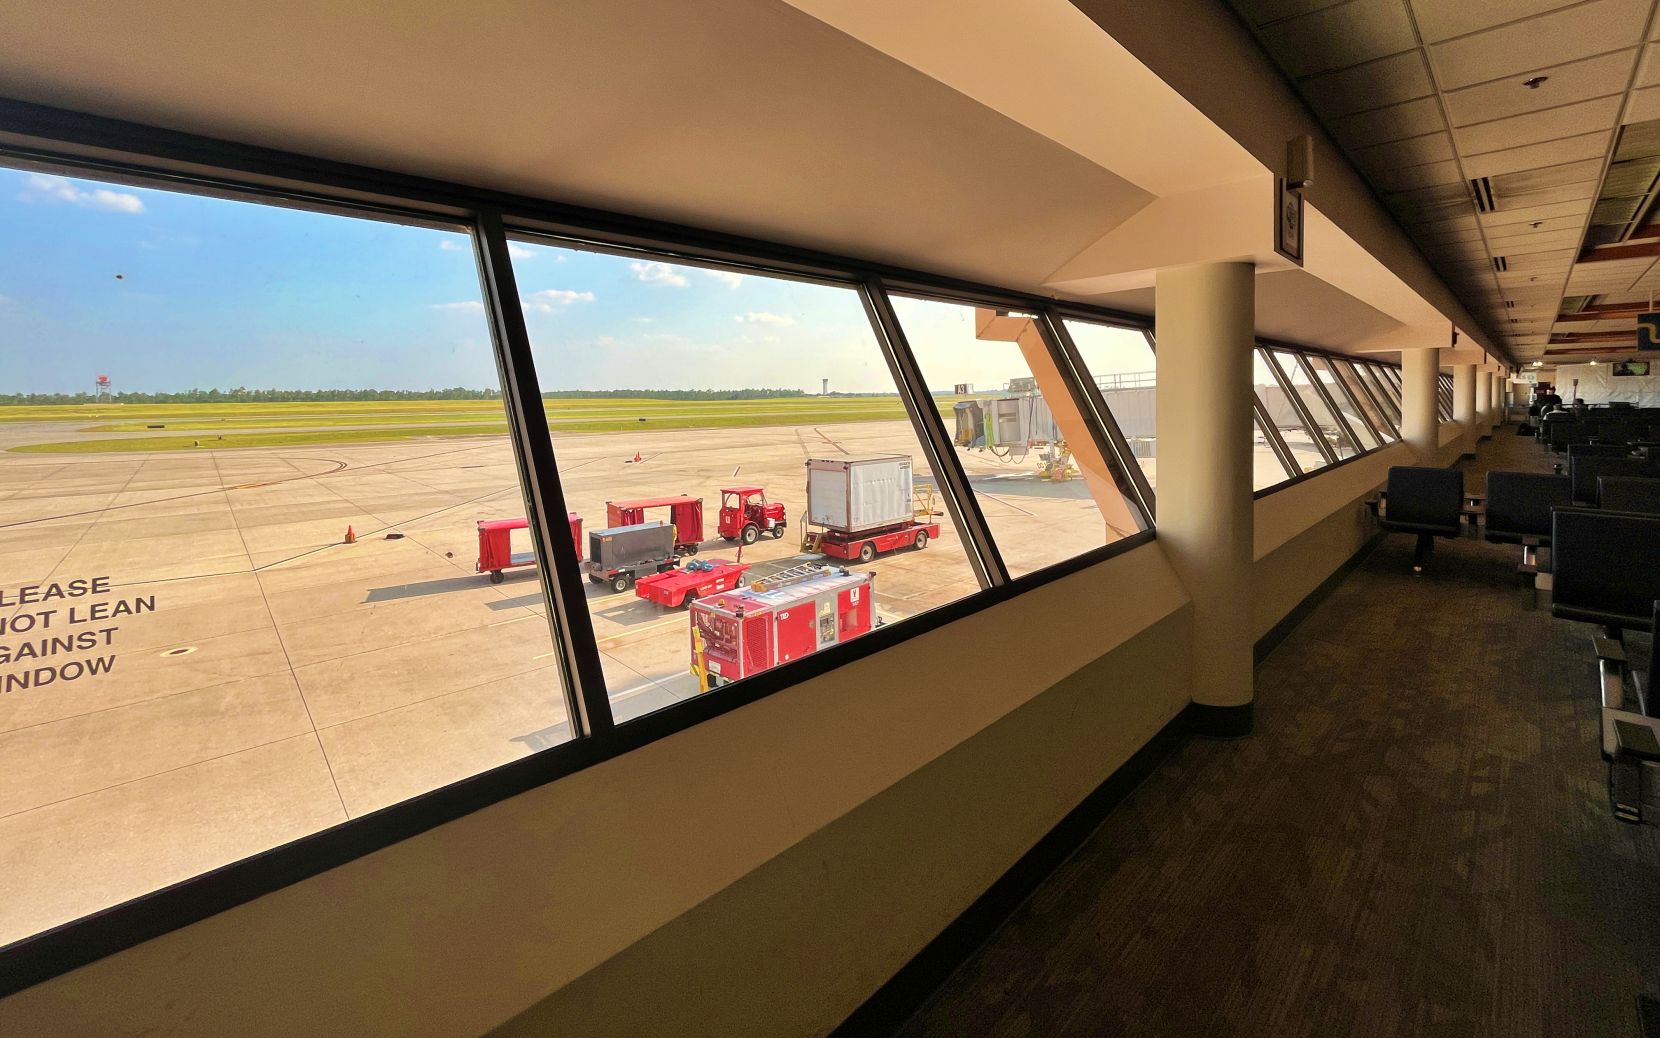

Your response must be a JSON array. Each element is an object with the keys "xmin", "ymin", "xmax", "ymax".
[
  {"xmin": 635, "ymin": 558, "xmax": 750, "ymax": 608},
  {"xmin": 689, "ymin": 565, "xmax": 876, "ymax": 692},
  {"xmin": 607, "ymin": 496, "xmax": 704, "ymax": 554},
  {"xmin": 582, "ymin": 521, "xmax": 679, "ymax": 593},
  {"xmin": 802, "ymin": 455, "xmax": 938, "ymax": 562},
  {"xmin": 717, "ymin": 486, "xmax": 788, "ymax": 544},
  {"xmin": 477, "ymin": 513, "xmax": 582, "ymax": 584}
]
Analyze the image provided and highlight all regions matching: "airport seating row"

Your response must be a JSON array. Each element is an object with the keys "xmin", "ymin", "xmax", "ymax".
[{"xmin": 1368, "ymin": 461, "xmax": 1660, "ymax": 824}]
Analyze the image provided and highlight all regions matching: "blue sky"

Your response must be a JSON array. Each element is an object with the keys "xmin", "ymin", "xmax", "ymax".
[{"xmin": 0, "ymin": 167, "xmax": 1154, "ymax": 395}]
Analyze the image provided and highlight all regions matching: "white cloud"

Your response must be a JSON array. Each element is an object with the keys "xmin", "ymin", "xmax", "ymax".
[
  {"xmin": 629, "ymin": 261, "xmax": 689, "ymax": 287},
  {"xmin": 438, "ymin": 239, "xmax": 465, "ymax": 252},
  {"xmin": 735, "ymin": 311, "xmax": 794, "ymax": 326},
  {"xmin": 20, "ymin": 173, "xmax": 144, "ymax": 213},
  {"xmin": 431, "ymin": 301, "xmax": 486, "ymax": 313},
  {"xmin": 508, "ymin": 244, "xmax": 536, "ymax": 260},
  {"xmin": 704, "ymin": 270, "xmax": 744, "ymax": 289},
  {"xmin": 523, "ymin": 288, "xmax": 596, "ymax": 312}
]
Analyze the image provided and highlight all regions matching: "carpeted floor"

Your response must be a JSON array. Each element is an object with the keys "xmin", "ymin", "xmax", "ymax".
[{"xmin": 899, "ymin": 429, "xmax": 1660, "ymax": 1038}]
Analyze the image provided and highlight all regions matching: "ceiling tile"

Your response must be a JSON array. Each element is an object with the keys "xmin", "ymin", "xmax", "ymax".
[
  {"xmin": 1299, "ymin": 50, "xmax": 1434, "ymax": 118},
  {"xmin": 1262, "ymin": 0, "xmax": 1418, "ymax": 79},
  {"xmin": 1638, "ymin": 43, "xmax": 1660, "ymax": 87},
  {"xmin": 1355, "ymin": 131, "xmax": 1458, "ymax": 172},
  {"xmin": 1454, "ymin": 96, "xmax": 1624, "ymax": 155},
  {"xmin": 1487, "ymin": 158, "xmax": 1606, "ymax": 194},
  {"xmin": 1626, "ymin": 84, "xmax": 1660, "ymax": 123},
  {"xmin": 1370, "ymin": 157, "xmax": 1463, "ymax": 192},
  {"xmin": 1411, "ymin": 0, "xmax": 1586, "ymax": 45},
  {"xmin": 1432, "ymin": 0, "xmax": 1647, "ymax": 92},
  {"xmin": 1332, "ymin": 95, "xmax": 1448, "ymax": 148},
  {"xmin": 1483, "ymin": 207, "xmax": 1590, "ymax": 232},
  {"xmin": 1444, "ymin": 49, "xmax": 1638, "ymax": 125},
  {"xmin": 1485, "ymin": 229, "xmax": 1587, "ymax": 254},
  {"xmin": 1232, "ymin": 0, "xmax": 1352, "ymax": 26},
  {"xmin": 1462, "ymin": 130, "xmax": 1611, "ymax": 178}
]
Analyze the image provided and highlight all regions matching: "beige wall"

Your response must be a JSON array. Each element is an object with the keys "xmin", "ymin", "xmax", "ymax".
[{"xmin": 0, "ymin": 445, "xmax": 1431, "ymax": 1037}]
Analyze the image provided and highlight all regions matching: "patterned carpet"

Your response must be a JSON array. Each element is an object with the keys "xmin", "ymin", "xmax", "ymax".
[{"xmin": 899, "ymin": 430, "xmax": 1660, "ymax": 1038}]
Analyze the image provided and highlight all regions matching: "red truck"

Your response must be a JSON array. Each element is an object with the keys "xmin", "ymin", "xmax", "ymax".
[
  {"xmin": 688, "ymin": 564, "xmax": 876, "ymax": 692},
  {"xmin": 476, "ymin": 514, "xmax": 582, "ymax": 584},
  {"xmin": 607, "ymin": 495, "xmax": 704, "ymax": 554},
  {"xmin": 802, "ymin": 456, "xmax": 939, "ymax": 563},
  {"xmin": 635, "ymin": 558, "xmax": 750, "ymax": 608},
  {"xmin": 717, "ymin": 486, "xmax": 788, "ymax": 545}
]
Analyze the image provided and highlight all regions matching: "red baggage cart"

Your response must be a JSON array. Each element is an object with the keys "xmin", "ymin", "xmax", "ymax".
[{"xmin": 477, "ymin": 513, "xmax": 581, "ymax": 583}]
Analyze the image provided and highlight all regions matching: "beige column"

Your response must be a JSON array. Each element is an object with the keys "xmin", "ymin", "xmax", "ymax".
[
  {"xmin": 1401, "ymin": 347, "xmax": 1442, "ymax": 459},
  {"xmin": 1452, "ymin": 364, "xmax": 1477, "ymax": 454},
  {"xmin": 1474, "ymin": 366, "xmax": 1492, "ymax": 438},
  {"xmin": 1155, "ymin": 262, "xmax": 1254, "ymax": 736},
  {"xmin": 1492, "ymin": 372, "xmax": 1506, "ymax": 428}
]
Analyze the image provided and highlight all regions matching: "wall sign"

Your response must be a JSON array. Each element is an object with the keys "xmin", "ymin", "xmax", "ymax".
[
  {"xmin": 1637, "ymin": 312, "xmax": 1660, "ymax": 350},
  {"xmin": 1274, "ymin": 177, "xmax": 1303, "ymax": 267}
]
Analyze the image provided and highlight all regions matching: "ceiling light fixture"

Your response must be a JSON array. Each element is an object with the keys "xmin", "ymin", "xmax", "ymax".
[{"xmin": 1523, "ymin": 75, "xmax": 1548, "ymax": 89}]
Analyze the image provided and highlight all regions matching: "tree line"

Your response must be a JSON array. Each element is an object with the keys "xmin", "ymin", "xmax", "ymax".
[{"xmin": 0, "ymin": 387, "xmax": 814, "ymax": 405}]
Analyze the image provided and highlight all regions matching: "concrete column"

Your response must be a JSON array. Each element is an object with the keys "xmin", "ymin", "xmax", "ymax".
[
  {"xmin": 1155, "ymin": 262, "xmax": 1254, "ymax": 736},
  {"xmin": 1492, "ymin": 372, "xmax": 1506, "ymax": 428},
  {"xmin": 1452, "ymin": 364, "xmax": 1477, "ymax": 454},
  {"xmin": 1474, "ymin": 367, "xmax": 1491, "ymax": 437},
  {"xmin": 1401, "ymin": 347, "xmax": 1442, "ymax": 459}
]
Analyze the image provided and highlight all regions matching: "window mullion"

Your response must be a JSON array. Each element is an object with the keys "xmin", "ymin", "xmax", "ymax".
[
  {"xmin": 473, "ymin": 209, "xmax": 615, "ymax": 738},
  {"xmin": 1263, "ymin": 347, "xmax": 1339, "ymax": 465},
  {"xmin": 1253, "ymin": 394, "xmax": 1301, "ymax": 478},
  {"xmin": 858, "ymin": 277, "xmax": 1008, "ymax": 589}
]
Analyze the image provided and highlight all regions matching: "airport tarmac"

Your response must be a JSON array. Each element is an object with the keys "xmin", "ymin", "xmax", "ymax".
[{"xmin": 0, "ymin": 416, "xmax": 1141, "ymax": 944}]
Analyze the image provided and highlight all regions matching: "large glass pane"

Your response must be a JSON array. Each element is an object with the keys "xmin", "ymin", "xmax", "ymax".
[
  {"xmin": 1358, "ymin": 363, "xmax": 1402, "ymax": 424},
  {"xmin": 894, "ymin": 297, "xmax": 1148, "ymax": 578},
  {"xmin": 1254, "ymin": 349, "xmax": 1329, "ymax": 473},
  {"xmin": 0, "ymin": 167, "xmax": 567, "ymax": 947},
  {"xmin": 506, "ymin": 241, "xmax": 980, "ymax": 721},
  {"xmin": 1252, "ymin": 415, "xmax": 1295, "ymax": 491},
  {"xmin": 1271, "ymin": 350, "xmax": 1360, "ymax": 460},
  {"xmin": 1309, "ymin": 356, "xmax": 1382, "ymax": 450},
  {"xmin": 1061, "ymin": 319, "xmax": 1156, "ymax": 487},
  {"xmin": 1333, "ymin": 360, "xmax": 1397, "ymax": 440}
]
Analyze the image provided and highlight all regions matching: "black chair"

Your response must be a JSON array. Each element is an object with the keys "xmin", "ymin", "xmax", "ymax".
[
  {"xmin": 1569, "ymin": 442, "xmax": 1636, "ymax": 459},
  {"xmin": 1551, "ymin": 507, "xmax": 1660, "ymax": 636},
  {"xmin": 1377, "ymin": 466, "xmax": 1465, "ymax": 573},
  {"xmin": 1599, "ymin": 476, "xmax": 1660, "ymax": 515},
  {"xmin": 1484, "ymin": 471, "xmax": 1571, "ymax": 569},
  {"xmin": 1569, "ymin": 454, "xmax": 1656, "ymax": 506}
]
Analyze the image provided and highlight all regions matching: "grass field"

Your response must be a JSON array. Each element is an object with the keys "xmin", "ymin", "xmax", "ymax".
[{"xmin": 4, "ymin": 396, "xmax": 963, "ymax": 453}]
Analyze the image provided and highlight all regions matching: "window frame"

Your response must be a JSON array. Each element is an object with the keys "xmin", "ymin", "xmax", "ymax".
[
  {"xmin": 0, "ymin": 103, "xmax": 1165, "ymax": 992},
  {"xmin": 0, "ymin": 102, "xmax": 1412, "ymax": 989}
]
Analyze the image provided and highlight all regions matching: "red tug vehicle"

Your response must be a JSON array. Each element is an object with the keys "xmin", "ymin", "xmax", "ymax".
[
  {"xmin": 476, "ymin": 514, "xmax": 582, "ymax": 584},
  {"xmin": 606, "ymin": 496, "xmax": 704, "ymax": 555},
  {"xmin": 688, "ymin": 564, "xmax": 876, "ymax": 692},
  {"xmin": 635, "ymin": 557, "xmax": 751, "ymax": 608},
  {"xmin": 717, "ymin": 486, "xmax": 788, "ymax": 545}
]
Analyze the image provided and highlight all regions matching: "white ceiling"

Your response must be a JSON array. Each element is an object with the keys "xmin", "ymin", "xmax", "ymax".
[{"xmin": 1230, "ymin": 0, "xmax": 1660, "ymax": 363}]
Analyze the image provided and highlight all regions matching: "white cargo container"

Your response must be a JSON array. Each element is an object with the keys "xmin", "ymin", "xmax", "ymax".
[{"xmin": 806, "ymin": 455, "xmax": 914, "ymax": 534}]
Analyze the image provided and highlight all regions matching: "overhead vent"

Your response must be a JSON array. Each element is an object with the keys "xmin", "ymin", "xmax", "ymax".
[
  {"xmin": 1493, "ymin": 256, "xmax": 1508, "ymax": 272},
  {"xmin": 1505, "ymin": 300, "xmax": 1516, "ymax": 308},
  {"xmin": 1470, "ymin": 177, "xmax": 1497, "ymax": 213}
]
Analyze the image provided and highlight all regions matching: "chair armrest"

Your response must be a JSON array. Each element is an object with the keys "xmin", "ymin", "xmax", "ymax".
[{"xmin": 1595, "ymin": 637, "xmax": 1629, "ymax": 664}]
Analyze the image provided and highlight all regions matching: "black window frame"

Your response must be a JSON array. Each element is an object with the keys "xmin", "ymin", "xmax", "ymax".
[{"xmin": 0, "ymin": 101, "xmax": 1169, "ymax": 993}]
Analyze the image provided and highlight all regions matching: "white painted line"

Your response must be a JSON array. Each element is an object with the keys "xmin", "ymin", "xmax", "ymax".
[{"xmin": 488, "ymin": 614, "xmax": 536, "ymax": 627}]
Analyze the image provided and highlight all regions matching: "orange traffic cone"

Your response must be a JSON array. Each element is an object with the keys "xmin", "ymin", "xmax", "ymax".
[
  {"xmin": 344, "ymin": 525, "xmax": 357, "ymax": 544},
  {"xmin": 632, "ymin": 451, "xmax": 642, "ymax": 463}
]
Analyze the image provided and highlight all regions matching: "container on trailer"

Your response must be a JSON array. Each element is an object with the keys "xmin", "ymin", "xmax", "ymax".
[
  {"xmin": 805, "ymin": 455, "xmax": 913, "ymax": 534},
  {"xmin": 586, "ymin": 521, "xmax": 676, "ymax": 572}
]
